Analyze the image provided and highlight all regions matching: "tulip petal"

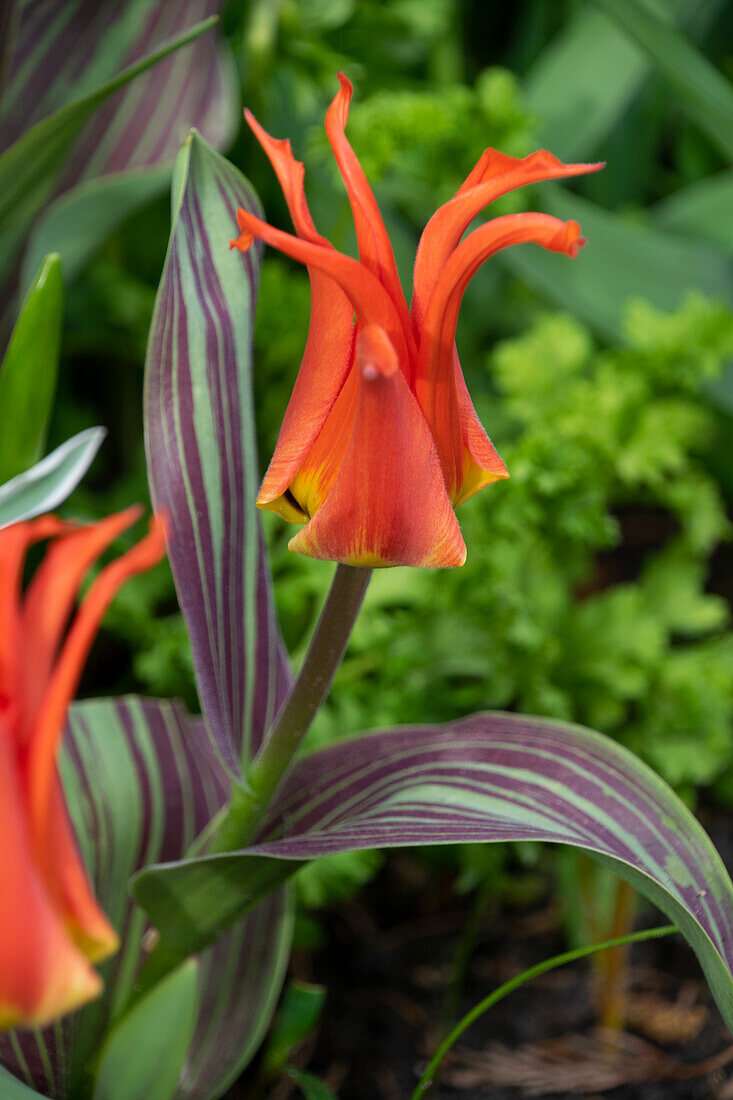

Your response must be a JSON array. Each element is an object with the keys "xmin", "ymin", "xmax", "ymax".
[
  {"xmin": 0, "ymin": 733, "xmax": 101, "ymax": 1030},
  {"xmin": 0, "ymin": 516, "xmax": 65, "ymax": 746},
  {"xmin": 287, "ymin": 349, "xmax": 361, "ymax": 520},
  {"xmin": 453, "ymin": 347, "xmax": 509, "ymax": 506},
  {"xmin": 20, "ymin": 507, "xmax": 142, "ymax": 735},
  {"xmin": 245, "ymin": 110, "xmax": 356, "ymax": 514},
  {"xmin": 232, "ymin": 208, "xmax": 408, "ymax": 367},
  {"xmin": 417, "ymin": 213, "xmax": 584, "ymax": 499},
  {"xmin": 26, "ymin": 517, "xmax": 167, "ymax": 845},
  {"xmin": 325, "ymin": 74, "xmax": 415, "ymax": 366},
  {"xmin": 412, "ymin": 148, "xmax": 603, "ymax": 328},
  {"xmin": 44, "ymin": 773, "xmax": 119, "ymax": 962},
  {"xmin": 288, "ymin": 326, "xmax": 465, "ymax": 568}
]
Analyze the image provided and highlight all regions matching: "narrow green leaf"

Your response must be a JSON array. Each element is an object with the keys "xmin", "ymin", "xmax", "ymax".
[
  {"xmin": 92, "ymin": 960, "xmax": 199, "ymax": 1100},
  {"xmin": 0, "ymin": 253, "xmax": 63, "ymax": 482},
  {"xmin": 523, "ymin": 0, "xmax": 719, "ymax": 158},
  {"xmin": 0, "ymin": 15, "xmax": 218, "ymax": 235},
  {"xmin": 263, "ymin": 982, "xmax": 327, "ymax": 1071},
  {"xmin": 21, "ymin": 166, "xmax": 171, "ymax": 297},
  {"xmin": 411, "ymin": 923, "xmax": 676, "ymax": 1099},
  {"xmin": 596, "ymin": 0, "xmax": 733, "ymax": 162},
  {"xmin": 0, "ymin": 1066, "xmax": 47, "ymax": 1099},
  {"xmin": 287, "ymin": 1069, "xmax": 338, "ymax": 1100},
  {"xmin": 0, "ymin": 426, "xmax": 105, "ymax": 529},
  {"xmin": 501, "ymin": 186, "xmax": 732, "ymax": 340}
]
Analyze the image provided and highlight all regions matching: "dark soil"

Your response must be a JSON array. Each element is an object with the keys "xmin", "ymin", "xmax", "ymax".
[{"xmin": 240, "ymin": 813, "xmax": 733, "ymax": 1099}]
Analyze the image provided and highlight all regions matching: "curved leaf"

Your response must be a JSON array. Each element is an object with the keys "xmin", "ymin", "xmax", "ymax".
[
  {"xmin": 92, "ymin": 960, "xmax": 199, "ymax": 1100},
  {"xmin": 21, "ymin": 167, "xmax": 171, "ymax": 298},
  {"xmin": 0, "ymin": 253, "xmax": 63, "ymax": 482},
  {"xmin": 144, "ymin": 130, "xmax": 289, "ymax": 771},
  {"xmin": 0, "ymin": 698, "xmax": 292, "ymax": 1100},
  {"xmin": 132, "ymin": 713, "xmax": 733, "ymax": 1032},
  {"xmin": 0, "ymin": 1066, "xmax": 46, "ymax": 1099},
  {"xmin": 0, "ymin": 427, "xmax": 105, "ymax": 529}
]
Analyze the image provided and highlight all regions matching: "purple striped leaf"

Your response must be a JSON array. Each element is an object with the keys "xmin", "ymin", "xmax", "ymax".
[
  {"xmin": 0, "ymin": 698, "xmax": 292, "ymax": 1100},
  {"xmin": 0, "ymin": 0, "xmax": 238, "ymax": 349},
  {"xmin": 144, "ymin": 129, "xmax": 289, "ymax": 769},
  {"xmin": 0, "ymin": 0, "xmax": 237, "ymax": 177},
  {"xmin": 131, "ymin": 713, "xmax": 733, "ymax": 1032},
  {"xmin": 0, "ymin": 1, "xmax": 18, "ymax": 98}
]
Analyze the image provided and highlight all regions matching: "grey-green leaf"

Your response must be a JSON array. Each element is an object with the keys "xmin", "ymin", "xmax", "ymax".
[
  {"xmin": 0, "ymin": 1066, "xmax": 48, "ymax": 1099},
  {"xmin": 21, "ymin": 167, "xmax": 171, "ymax": 298},
  {"xmin": 0, "ymin": 426, "xmax": 105, "ymax": 529},
  {"xmin": 92, "ymin": 961, "xmax": 199, "ymax": 1100},
  {"xmin": 0, "ymin": 253, "xmax": 63, "ymax": 482},
  {"xmin": 653, "ymin": 170, "xmax": 733, "ymax": 252},
  {"xmin": 501, "ymin": 186, "xmax": 732, "ymax": 341}
]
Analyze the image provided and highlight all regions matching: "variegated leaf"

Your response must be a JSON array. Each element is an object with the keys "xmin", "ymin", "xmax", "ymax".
[
  {"xmin": 144, "ymin": 130, "xmax": 289, "ymax": 770},
  {"xmin": 0, "ymin": 0, "xmax": 238, "ymax": 179},
  {"xmin": 132, "ymin": 713, "xmax": 733, "ymax": 1032},
  {"xmin": 0, "ymin": 0, "xmax": 238, "ymax": 349},
  {"xmin": 0, "ymin": 699, "xmax": 292, "ymax": 1100}
]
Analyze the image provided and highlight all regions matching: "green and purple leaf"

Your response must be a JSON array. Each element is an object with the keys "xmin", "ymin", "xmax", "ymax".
[
  {"xmin": 0, "ymin": 698, "xmax": 292, "ymax": 1100},
  {"xmin": 0, "ymin": 1, "xmax": 238, "ymax": 348},
  {"xmin": 0, "ymin": 1, "xmax": 238, "ymax": 179},
  {"xmin": 144, "ymin": 130, "xmax": 289, "ymax": 770},
  {"xmin": 132, "ymin": 713, "xmax": 733, "ymax": 1031}
]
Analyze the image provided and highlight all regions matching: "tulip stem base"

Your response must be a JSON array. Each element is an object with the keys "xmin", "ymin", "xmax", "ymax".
[{"xmin": 211, "ymin": 563, "xmax": 372, "ymax": 852}]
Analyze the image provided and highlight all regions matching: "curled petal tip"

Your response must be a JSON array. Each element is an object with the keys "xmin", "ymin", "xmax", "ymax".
[
  {"xmin": 231, "ymin": 210, "xmax": 255, "ymax": 253},
  {"xmin": 336, "ymin": 70, "xmax": 353, "ymax": 94}
]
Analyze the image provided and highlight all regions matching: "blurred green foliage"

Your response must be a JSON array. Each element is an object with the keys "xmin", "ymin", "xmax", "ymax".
[{"xmin": 29, "ymin": 0, "xmax": 733, "ymax": 904}]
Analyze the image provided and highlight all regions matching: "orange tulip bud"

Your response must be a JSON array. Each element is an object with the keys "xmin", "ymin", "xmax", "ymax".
[
  {"xmin": 232, "ymin": 74, "xmax": 602, "ymax": 567},
  {"xmin": 0, "ymin": 510, "xmax": 166, "ymax": 1030}
]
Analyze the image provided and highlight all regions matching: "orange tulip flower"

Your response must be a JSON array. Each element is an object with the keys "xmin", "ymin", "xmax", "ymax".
[
  {"xmin": 232, "ymin": 74, "xmax": 602, "ymax": 568},
  {"xmin": 0, "ymin": 508, "xmax": 165, "ymax": 1031}
]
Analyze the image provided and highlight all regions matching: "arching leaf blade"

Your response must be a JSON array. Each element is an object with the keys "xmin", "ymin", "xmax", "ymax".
[{"xmin": 131, "ymin": 713, "xmax": 733, "ymax": 1032}]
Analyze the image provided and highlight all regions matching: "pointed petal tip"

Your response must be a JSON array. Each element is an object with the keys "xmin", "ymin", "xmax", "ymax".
[{"xmin": 357, "ymin": 324, "xmax": 399, "ymax": 380}]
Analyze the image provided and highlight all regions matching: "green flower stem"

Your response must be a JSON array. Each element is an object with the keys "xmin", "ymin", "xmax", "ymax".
[
  {"xmin": 410, "ymin": 923, "xmax": 677, "ymax": 1100},
  {"xmin": 211, "ymin": 563, "xmax": 372, "ymax": 852}
]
